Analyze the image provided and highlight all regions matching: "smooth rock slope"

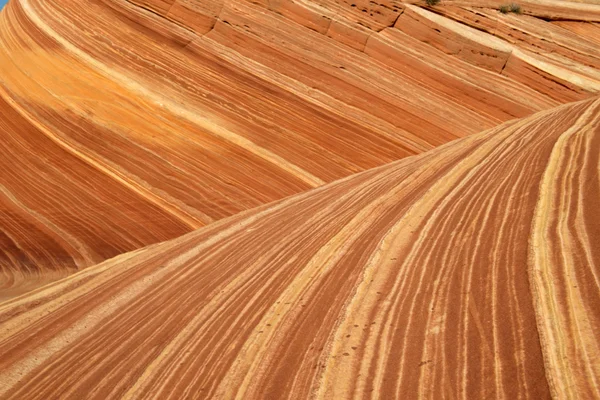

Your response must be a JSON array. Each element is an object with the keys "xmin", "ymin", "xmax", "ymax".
[
  {"xmin": 1, "ymin": 0, "xmax": 599, "ymax": 296},
  {"xmin": 1, "ymin": 97, "xmax": 598, "ymax": 399}
]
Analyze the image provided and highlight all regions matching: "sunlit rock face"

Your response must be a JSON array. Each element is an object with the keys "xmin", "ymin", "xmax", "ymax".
[
  {"xmin": 1, "ymin": 97, "xmax": 600, "ymax": 399},
  {"xmin": 1, "ymin": 0, "xmax": 597, "ymax": 297},
  {"xmin": 1, "ymin": 0, "xmax": 599, "ymax": 397}
]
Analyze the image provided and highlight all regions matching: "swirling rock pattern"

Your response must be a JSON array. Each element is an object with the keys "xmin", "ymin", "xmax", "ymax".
[
  {"xmin": 1, "ymin": 0, "xmax": 598, "ymax": 298},
  {"xmin": 0, "ymin": 97, "xmax": 598, "ymax": 399}
]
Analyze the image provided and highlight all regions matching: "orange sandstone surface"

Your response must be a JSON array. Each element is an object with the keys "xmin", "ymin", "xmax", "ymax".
[
  {"xmin": 1, "ymin": 0, "xmax": 598, "ymax": 297},
  {"xmin": 1, "ymin": 97, "xmax": 599, "ymax": 398},
  {"xmin": 1, "ymin": 0, "xmax": 600, "ymax": 396}
]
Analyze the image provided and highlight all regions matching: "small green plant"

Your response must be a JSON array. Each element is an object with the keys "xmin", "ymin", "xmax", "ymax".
[
  {"xmin": 426, "ymin": 0, "xmax": 440, "ymax": 6},
  {"xmin": 499, "ymin": 3, "xmax": 522, "ymax": 14}
]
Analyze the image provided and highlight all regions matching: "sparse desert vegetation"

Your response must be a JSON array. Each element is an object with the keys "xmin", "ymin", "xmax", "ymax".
[{"xmin": 500, "ymin": 3, "xmax": 523, "ymax": 14}]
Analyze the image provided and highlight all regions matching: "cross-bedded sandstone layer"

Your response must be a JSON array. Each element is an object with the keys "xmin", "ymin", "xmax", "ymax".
[
  {"xmin": 0, "ymin": 0, "xmax": 598, "ymax": 296},
  {"xmin": 1, "ymin": 97, "xmax": 598, "ymax": 399}
]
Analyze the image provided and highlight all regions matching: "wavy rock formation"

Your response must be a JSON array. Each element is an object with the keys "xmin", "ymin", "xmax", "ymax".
[
  {"xmin": 435, "ymin": 0, "xmax": 600, "ymax": 21},
  {"xmin": 1, "ymin": 97, "xmax": 598, "ymax": 398},
  {"xmin": 1, "ymin": 0, "xmax": 599, "ymax": 297}
]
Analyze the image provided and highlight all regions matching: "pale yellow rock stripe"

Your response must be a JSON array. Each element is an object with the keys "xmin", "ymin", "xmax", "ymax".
[
  {"xmin": 311, "ymin": 126, "xmax": 505, "ymax": 399},
  {"xmin": 0, "ymin": 83, "xmax": 205, "ymax": 230},
  {"xmin": 21, "ymin": 0, "xmax": 325, "ymax": 188},
  {"xmin": 217, "ymin": 159, "xmax": 437, "ymax": 399},
  {"xmin": 409, "ymin": 5, "xmax": 600, "ymax": 92},
  {"xmin": 529, "ymin": 98, "xmax": 600, "ymax": 399},
  {"xmin": 0, "ymin": 196, "xmax": 283, "ymax": 397},
  {"xmin": 0, "ymin": 185, "xmax": 95, "ymax": 267},
  {"xmin": 121, "ymin": 176, "xmax": 354, "ymax": 398}
]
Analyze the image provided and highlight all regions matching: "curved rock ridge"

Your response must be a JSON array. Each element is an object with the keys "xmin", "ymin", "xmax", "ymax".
[
  {"xmin": 129, "ymin": 0, "xmax": 600, "ymax": 92},
  {"xmin": 554, "ymin": 20, "xmax": 600, "ymax": 46},
  {"xmin": 425, "ymin": 5, "xmax": 600, "ymax": 90},
  {"xmin": 1, "ymin": 97, "xmax": 599, "ymax": 399},
  {"xmin": 432, "ymin": 0, "xmax": 600, "ymax": 21},
  {"xmin": 1, "ymin": 0, "xmax": 599, "ymax": 297}
]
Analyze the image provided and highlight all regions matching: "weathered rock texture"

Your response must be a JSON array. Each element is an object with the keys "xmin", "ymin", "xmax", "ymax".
[
  {"xmin": 1, "ymin": 97, "xmax": 599, "ymax": 398},
  {"xmin": 1, "ymin": 0, "xmax": 598, "ymax": 297}
]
